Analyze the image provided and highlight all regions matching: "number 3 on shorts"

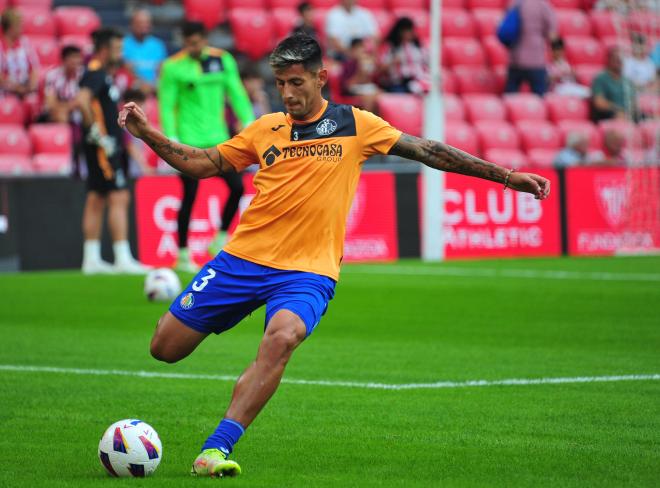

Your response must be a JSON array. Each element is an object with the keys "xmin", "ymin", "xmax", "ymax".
[{"xmin": 192, "ymin": 268, "xmax": 216, "ymax": 292}]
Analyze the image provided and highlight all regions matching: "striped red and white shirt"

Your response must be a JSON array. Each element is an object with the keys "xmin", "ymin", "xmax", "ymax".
[
  {"xmin": 44, "ymin": 65, "xmax": 83, "ymax": 101},
  {"xmin": 0, "ymin": 35, "xmax": 39, "ymax": 88}
]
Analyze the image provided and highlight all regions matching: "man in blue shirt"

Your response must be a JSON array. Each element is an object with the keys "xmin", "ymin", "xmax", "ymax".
[{"xmin": 122, "ymin": 9, "xmax": 167, "ymax": 91}]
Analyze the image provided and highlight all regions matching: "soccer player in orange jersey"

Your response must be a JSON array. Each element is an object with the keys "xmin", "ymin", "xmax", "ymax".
[{"xmin": 119, "ymin": 34, "xmax": 550, "ymax": 477}]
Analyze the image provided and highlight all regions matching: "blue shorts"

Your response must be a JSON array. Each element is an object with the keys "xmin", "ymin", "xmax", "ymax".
[{"xmin": 169, "ymin": 251, "xmax": 336, "ymax": 336}]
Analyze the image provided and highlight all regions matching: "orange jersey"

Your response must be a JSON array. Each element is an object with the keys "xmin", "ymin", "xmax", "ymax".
[{"xmin": 217, "ymin": 100, "xmax": 402, "ymax": 281}]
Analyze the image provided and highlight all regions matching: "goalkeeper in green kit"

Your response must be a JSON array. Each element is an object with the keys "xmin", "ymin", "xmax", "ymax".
[{"xmin": 159, "ymin": 21, "xmax": 255, "ymax": 272}]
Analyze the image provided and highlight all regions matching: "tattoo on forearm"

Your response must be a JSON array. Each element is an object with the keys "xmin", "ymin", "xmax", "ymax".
[
  {"xmin": 389, "ymin": 134, "xmax": 506, "ymax": 183},
  {"xmin": 203, "ymin": 149, "xmax": 223, "ymax": 173}
]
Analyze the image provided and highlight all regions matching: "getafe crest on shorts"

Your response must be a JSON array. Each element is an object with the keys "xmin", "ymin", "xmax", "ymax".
[
  {"xmin": 316, "ymin": 118, "xmax": 337, "ymax": 136},
  {"xmin": 180, "ymin": 292, "xmax": 195, "ymax": 310}
]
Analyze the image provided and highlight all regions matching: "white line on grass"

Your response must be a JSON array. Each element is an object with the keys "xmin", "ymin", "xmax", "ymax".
[
  {"xmin": 0, "ymin": 364, "xmax": 658, "ymax": 391},
  {"xmin": 343, "ymin": 265, "xmax": 660, "ymax": 282}
]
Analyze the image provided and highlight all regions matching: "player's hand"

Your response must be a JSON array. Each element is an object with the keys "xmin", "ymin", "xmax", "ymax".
[
  {"xmin": 86, "ymin": 122, "xmax": 117, "ymax": 157},
  {"xmin": 507, "ymin": 172, "xmax": 551, "ymax": 200},
  {"xmin": 118, "ymin": 102, "xmax": 150, "ymax": 140}
]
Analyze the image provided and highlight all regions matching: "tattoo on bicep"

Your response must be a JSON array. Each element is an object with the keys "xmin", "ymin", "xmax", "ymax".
[{"xmin": 389, "ymin": 134, "xmax": 504, "ymax": 182}]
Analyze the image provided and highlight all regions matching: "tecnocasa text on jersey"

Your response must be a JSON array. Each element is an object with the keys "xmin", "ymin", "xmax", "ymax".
[{"xmin": 281, "ymin": 143, "xmax": 343, "ymax": 162}]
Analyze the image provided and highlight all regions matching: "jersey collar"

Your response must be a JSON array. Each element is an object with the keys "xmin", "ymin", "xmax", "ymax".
[{"xmin": 286, "ymin": 99, "xmax": 328, "ymax": 126}]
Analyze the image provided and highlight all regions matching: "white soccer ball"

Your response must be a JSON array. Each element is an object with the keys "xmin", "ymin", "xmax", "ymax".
[
  {"xmin": 98, "ymin": 419, "xmax": 163, "ymax": 477},
  {"xmin": 144, "ymin": 268, "xmax": 181, "ymax": 302}
]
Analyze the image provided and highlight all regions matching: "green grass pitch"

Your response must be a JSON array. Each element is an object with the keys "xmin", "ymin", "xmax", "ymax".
[{"xmin": 1, "ymin": 256, "xmax": 659, "ymax": 487}]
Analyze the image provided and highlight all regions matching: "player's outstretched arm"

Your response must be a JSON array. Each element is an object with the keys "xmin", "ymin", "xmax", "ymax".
[
  {"xmin": 388, "ymin": 133, "xmax": 551, "ymax": 200},
  {"xmin": 118, "ymin": 102, "xmax": 232, "ymax": 179}
]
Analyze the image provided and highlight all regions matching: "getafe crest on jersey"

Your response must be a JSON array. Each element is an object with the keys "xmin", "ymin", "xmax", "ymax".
[{"xmin": 316, "ymin": 118, "xmax": 337, "ymax": 136}]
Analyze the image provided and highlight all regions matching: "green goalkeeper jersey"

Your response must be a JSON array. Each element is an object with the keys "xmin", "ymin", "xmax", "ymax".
[{"xmin": 158, "ymin": 47, "xmax": 254, "ymax": 148}]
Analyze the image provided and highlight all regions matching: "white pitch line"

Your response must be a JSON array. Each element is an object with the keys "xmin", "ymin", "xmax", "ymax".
[
  {"xmin": 0, "ymin": 364, "xmax": 658, "ymax": 391},
  {"xmin": 343, "ymin": 265, "xmax": 660, "ymax": 282}
]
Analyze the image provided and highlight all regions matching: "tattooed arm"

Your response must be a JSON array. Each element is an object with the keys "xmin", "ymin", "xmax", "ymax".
[
  {"xmin": 389, "ymin": 134, "xmax": 551, "ymax": 200},
  {"xmin": 117, "ymin": 102, "xmax": 233, "ymax": 178}
]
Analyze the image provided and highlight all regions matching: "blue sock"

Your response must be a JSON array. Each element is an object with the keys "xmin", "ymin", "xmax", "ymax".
[{"xmin": 201, "ymin": 418, "xmax": 245, "ymax": 456}]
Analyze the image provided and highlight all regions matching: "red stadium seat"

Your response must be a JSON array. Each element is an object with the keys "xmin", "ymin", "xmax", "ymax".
[
  {"xmin": 272, "ymin": 8, "xmax": 298, "ymax": 39},
  {"xmin": 270, "ymin": 0, "xmax": 304, "ymax": 6},
  {"xmin": 392, "ymin": 9, "xmax": 429, "ymax": 40},
  {"xmin": 482, "ymin": 36, "xmax": 508, "ymax": 67},
  {"xmin": 483, "ymin": 148, "xmax": 526, "ymax": 167},
  {"xmin": 9, "ymin": 0, "xmax": 52, "ymax": 6},
  {"xmin": 453, "ymin": 67, "xmax": 498, "ymax": 94},
  {"xmin": 309, "ymin": 0, "xmax": 336, "ymax": 7},
  {"xmin": 227, "ymin": 0, "xmax": 264, "ymax": 7},
  {"xmin": 475, "ymin": 121, "xmax": 520, "ymax": 151},
  {"xmin": 229, "ymin": 9, "xmax": 275, "ymax": 60},
  {"xmin": 503, "ymin": 93, "xmax": 547, "ymax": 123},
  {"xmin": 31, "ymin": 36, "xmax": 59, "ymax": 68},
  {"xmin": 0, "ymin": 125, "xmax": 31, "ymax": 156},
  {"xmin": 441, "ymin": 9, "xmax": 476, "ymax": 38},
  {"xmin": 17, "ymin": 7, "xmax": 55, "ymax": 36},
  {"xmin": 29, "ymin": 123, "xmax": 72, "ymax": 155},
  {"xmin": 556, "ymin": 10, "xmax": 592, "ymax": 37},
  {"xmin": 545, "ymin": 94, "xmax": 589, "ymax": 122},
  {"xmin": 590, "ymin": 11, "xmax": 625, "ymax": 38},
  {"xmin": 371, "ymin": 10, "xmax": 395, "ymax": 37},
  {"xmin": 638, "ymin": 93, "xmax": 660, "ymax": 119},
  {"xmin": 601, "ymin": 36, "xmax": 631, "ymax": 54},
  {"xmin": 550, "ymin": 0, "xmax": 582, "ymax": 8},
  {"xmin": 516, "ymin": 121, "xmax": 561, "ymax": 151},
  {"xmin": 59, "ymin": 35, "xmax": 93, "ymax": 56},
  {"xmin": 526, "ymin": 149, "xmax": 558, "ymax": 169},
  {"xmin": 54, "ymin": 7, "xmax": 101, "ymax": 36},
  {"xmin": 466, "ymin": 0, "xmax": 504, "ymax": 8},
  {"xmin": 444, "ymin": 38, "xmax": 485, "ymax": 67},
  {"xmin": 0, "ymin": 96, "xmax": 26, "ymax": 125},
  {"xmin": 440, "ymin": 0, "xmax": 465, "ymax": 7},
  {"xmin": 378, "ymin": 94, "xmax": 422, "ymax": 136},
  {"xmin": 444, "ymin": 94, "xmax": 465, "ymax": 121},
  {"xmin": 557, "ymin": 120, "xmax": 602, "ymax": 150},
  {"xmin": 32, "ymin": 153, "xmax": 71, "ymax": 175},
  {"xmin": 388, "ymin": 0, "xmax": 427, "ymax": 8},
  {"xmin": 183, "ymin": 0, "xmax": 225, "ymax": 30},
  {"xmin": 0, "ymin": 155, "xmax": 33, "ymax": 175},
  {"xmin": 564, "ymin": 37, "xmax": 605, "ymax": 66},
  {"xmin": 144, "ymin": 97, "xmax": 159, "ymax": 125},
  {"xmin": 445, "ymin": 121, "xmax": 479, "ymax": 155},
  {"xmin": 627, "ymin": 11, "xmax": 660, "ymax": 35},
  {"xmin": 463, "ymin": 94, "xmax": 506, "ymax": 122},
  {"xmin": 640, "ymin": 120, "xmax": 660, "ymax": 149},
  {"xmin": 573, "ymin": 64, "xmax": 602, "ymax": 87},
  {"xmin": 442, "ymin": 68, "xmax": 457, "ymax": 94},
  {"xmin": 472, "ymin": 9, "xmax": 502, "ymax": 38},
  {"xmin": 357, "ymin": 0, "xmax": 387, "ymax": 7}
]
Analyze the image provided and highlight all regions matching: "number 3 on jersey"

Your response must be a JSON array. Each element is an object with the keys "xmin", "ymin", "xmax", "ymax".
[{"xmin": 192, "ymin": 268, "xmax": 216, "ymax": 291}]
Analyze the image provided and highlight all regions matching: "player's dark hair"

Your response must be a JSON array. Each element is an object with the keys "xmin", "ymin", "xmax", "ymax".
[
  {"xmin": 91, "ymin": 27, "xmax": 123, "ymax": 53},
  {"xmin": 123, "ymin": 88, "xmax": 146, "ymax": 104},
  {"xmin": 181, "ymin": 20, "xmax": 206, "ymax": 38},
  {"xmin": 350, "ymin": 38, "xmax": 363, "ymax": 49},
  {"xmin": 61, "ymin": 44, "xmax": 82, "ymax": 60},
  {"xmin": 297, "ymin": 2, "xmax": 311, "ymax": 15},
  {"xmin": 269, "ymin": 34, "xmax": 322, "ymax": 72},
  {"xmin": 1, "ymin": 8, "xmax": 20, "ymax": 33}
]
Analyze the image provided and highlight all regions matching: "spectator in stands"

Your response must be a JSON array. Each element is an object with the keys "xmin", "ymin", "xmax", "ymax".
[
  {"xmin": 504, "ymin": 0, "xmax": 557, "ymax": 97},
  {"xmin": 291, "ymin": 2, "xmax": 318, "ymax": 41},
  {"xmin": 325, "ymin": 0, "xmax": 378, "ymax": 60},
  {"xmin": 0, "ymin": 8, "xmax": 39, "ymax": 99},
  {"xmin": 122, "ymin": 88, "xmax": 154, "ymax": 177},
  {"xmin": 598, "ymin": 128, "xmax": 632, "ymax": 166},
  {"xmin": 241, "ymin": 66, "xmax": 271, "ymax": 119},
  {"xmin": 548, "ymin": 38, "xmax": 590, "ymax": 98},
  {"xmin": 591, "ymin": 47, "xmax": 639, "ymax": 122},
  {"xmin": 553, "ymin": 132, "xmax": 603, "ymax": 167},
  {"xmin": 340, "ymin": 38, "xmax": 380, "ymax": 113},
  {"xmin": 623, "ymin": 33, "xmax": 657, "ymax": 93},
  {"xmin": 379, "ymin": 17, "xmax": 430, "ymax": 95},
  {"xmin": 41, "ymin": 45, "xmax": 83, "ymax": 124},
  {"xmin": 122, "ymin": 8, "xmax": 167, "ymax": 94},
  {"xmin": 651, "ymin": 42, "xmax": 660, "ymax": 72}
]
